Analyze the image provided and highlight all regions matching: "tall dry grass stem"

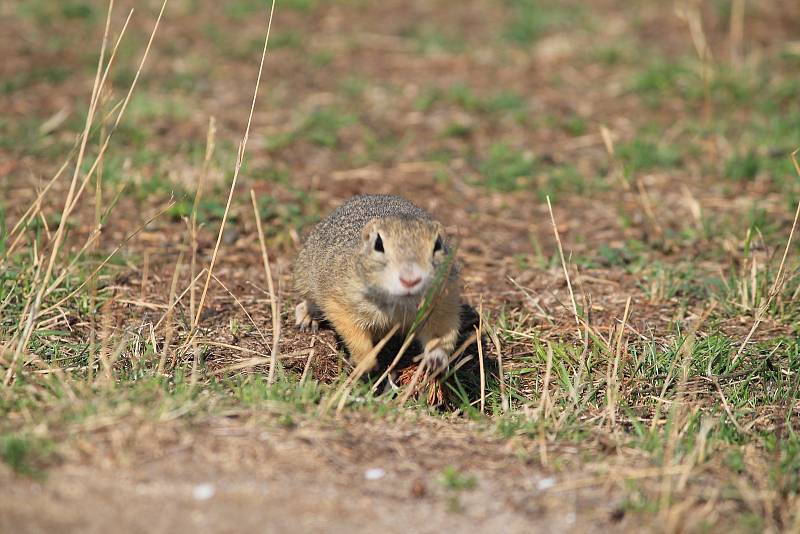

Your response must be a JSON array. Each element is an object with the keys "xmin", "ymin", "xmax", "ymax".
[{"xmin": 250, "ymin": 189, "xmax": 281, "ymax": 384}]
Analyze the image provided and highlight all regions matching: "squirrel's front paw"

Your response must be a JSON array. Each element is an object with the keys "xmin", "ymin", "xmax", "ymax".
[
  {"xmin": 295, "ymin": 301, "xmax": 319, "ymax": 333},
  {"xmin": 422, "ymin": 346, "xmax": 450, "ymax": 375}
]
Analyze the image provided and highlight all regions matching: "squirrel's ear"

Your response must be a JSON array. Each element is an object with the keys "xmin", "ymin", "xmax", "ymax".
[{"xmin": 362, "ymin": 219, "xmax": 379, "ymax": 242}]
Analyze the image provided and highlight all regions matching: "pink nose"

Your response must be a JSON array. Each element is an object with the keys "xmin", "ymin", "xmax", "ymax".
[{"xmin": 399, "ymin": 276, "xmax": 422, "ymax": 289}]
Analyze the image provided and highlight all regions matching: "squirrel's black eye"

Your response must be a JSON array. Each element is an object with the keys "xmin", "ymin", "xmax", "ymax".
[
  {"xmin": 374, "ymin": 233, "xmax": 384, "ymax": 253},
  {"xmin": 433, "ymin": 236, "xmax": 443, "ymax": 253}
]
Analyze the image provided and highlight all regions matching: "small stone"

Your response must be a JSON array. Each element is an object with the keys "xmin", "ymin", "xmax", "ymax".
[
  {"xmin": 364, "ymin": 468, "xmax": 386, "ymax": 481},
  {"xmin": 537, "ymin": 477, "xmax": 556, "ymax": 490},
  {"xmin": 193, "ymin": 483, "xmax": 216, "ymax": 501}
]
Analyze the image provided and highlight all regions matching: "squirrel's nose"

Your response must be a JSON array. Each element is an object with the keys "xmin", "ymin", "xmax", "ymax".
[{"xmin": 399, "ymin": 276, "xmax": 422, "ymax": 289}]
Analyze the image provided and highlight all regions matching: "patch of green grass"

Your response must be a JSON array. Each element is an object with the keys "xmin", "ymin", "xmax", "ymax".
[
  {"xmin": 617, "ymin": 138, "xmax": 682, "ymax": 172},
  {"xmin": 16, "ymin": 0, "xmax": 97, "ymax": 25},
  {"xmin": 402, "ymin": 25, "xmax": 465, "ymax": 54},
  {"xmin": 224, "ymin": 0, "xmax": 315, "ymax": 18},
  {"xmin": 168, "ymin": 196, "xmax": 230, "ymax": 223},
  {"xmin": 478, "ymin": 143, "xmax": 536, "ymax": 192},
  {"xmin": 414, "ymin": 88, "xmax": 441, "ymax": 112},
  {"xmin": 311, "ymin": 50, "xmax": 334, "ymax": 67},
  {"xmin": 1, "ymin": 66, "xmax": 70, "ymax": 95},
  {"xmin": 637, "ymin": 261, "xmax": 708, "ymax": 304},
  {"xmin": 442, "ymin": 122, "xmax": 473, "ymax": 139},
  {"xmin": 725, "ymin": 151, "xmax": 760, "ymax": 181},
  {"xmin": 503, "ymin": 0, "xmax": 575, "ymax": 45},
  {"xmin": 439, "ymin": 466, "xmax": 477, "ymax": 490},
  {"xmin": 590, "ymin": 44, "xmax": 631, "ymax": 66},
  {"xmin": 127, "ymin": 93, "xmax": 191, "ymax": 123},
  {"xmin": 632, "ymin": 59, "xmax": 695, "ymax": 107},
  {"xmin": 562, "ymin": 114, "xmax": 587, "ymax": 136},
  {"xmin": 0, "ymin": 434, "xmax": 54, "ymax": 477},
  {"xmin": 269, "ymin": 32, "xmax": 304, "ymax": 50},
  {"xmin": 304, "ymin": 109, "xmax": 356, "ymax": 147},
  {"xmin": 718, "ymin": 109, "xmax": 800, "ymax": 192},
  {"xmin": 632, "ymin": 56, "xmax": 765, "ymax": 112},
  {"xmin": 414, "ymin": 85, "xmax": 527, "ymax": 120},
  {"xmin": 267, "ymin": 108, "xmax": 356, "ymax": 150},
  {"xmin": 476, "ymin": 145, "xmax": 593, "ymax": 198},
  {"xmin": 535, "ymin": 164, "xmax": 596, "ymax": 203},
  {"xmin": 338, "ymin": 76, "xmax": 368, "ymax": 98},
  {"xmin": 575, "ymin": 240, "xmax": 647, "ymax": 270},
  {"xmin": 256, "ymin": 189, "xmax": 320, "ymax": 239}
]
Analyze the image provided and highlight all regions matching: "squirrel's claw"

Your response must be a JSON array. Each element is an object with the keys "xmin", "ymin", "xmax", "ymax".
[
  {"xmin": 422, "ymin": 347, "xmax": 449, "ymax": 376},
  {"xmin": 295, "ymin": 301, "xmax": 319, "ymax": 333}
]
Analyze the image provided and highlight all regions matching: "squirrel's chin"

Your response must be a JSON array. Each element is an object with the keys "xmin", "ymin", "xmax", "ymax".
[
  {"xmin": 388, "ymin": 290, "xmax": 423, "ymax": 299},
  {"xmin": 383, "ymin": 286, "xmax": 426, "ymax": 299}
]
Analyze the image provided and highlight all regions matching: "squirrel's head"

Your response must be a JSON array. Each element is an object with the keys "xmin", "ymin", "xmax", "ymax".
[{"xmin": 358, "ymin": 217, "xmax": 449, "ymax": 299}]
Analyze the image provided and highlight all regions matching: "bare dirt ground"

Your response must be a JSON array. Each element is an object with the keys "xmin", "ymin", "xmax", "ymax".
[
  {"xmin": 2, "ymin": 413, "xmax": 626, "ymax": 533},
  {"xmin": 2, "ymin": 0, "xmax": 800, "ymax": 531}
]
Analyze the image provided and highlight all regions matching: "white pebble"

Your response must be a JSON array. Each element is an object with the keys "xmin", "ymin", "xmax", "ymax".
[
  {"xmin": 193, "ymin": 483, "xmax": 216, "ymax": 501},
  {"xmin": 364, "ymin": 468, "xmax": 386, "ymax": 481},
  {"xmin": 537, "ymin": 477, "xmax": 556, "ymax": 490}
]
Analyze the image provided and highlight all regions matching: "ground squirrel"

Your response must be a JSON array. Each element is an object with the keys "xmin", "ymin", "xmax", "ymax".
[{"xmin": 293, "ymin": 194, "xmax": 461, "ymax": 372}]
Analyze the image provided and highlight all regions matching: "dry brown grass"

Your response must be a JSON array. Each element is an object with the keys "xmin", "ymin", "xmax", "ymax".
[{"xmin": 2, "ymin": 0, "xmax": 800, "ymax": 531}]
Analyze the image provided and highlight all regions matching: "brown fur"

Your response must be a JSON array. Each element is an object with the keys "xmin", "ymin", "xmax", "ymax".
[{"xmin": 293, "ymin": 195, "xmax": 461, "ymax": 371}]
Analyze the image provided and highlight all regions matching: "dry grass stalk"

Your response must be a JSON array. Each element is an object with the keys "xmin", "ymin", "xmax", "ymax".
[
  {"xmin": 299, "ymin": 336, "xmax": 316, "ymax": 385},
  {"xmin": 538, "ymin": 343, "xmax": 554, "ymax": 467},
  {"xmin": 157, "ymin": 254, "xmax": 183, "ymax": 375},
  {"xmin": 537, "ymin": 342, "xmax": 553, "ymax": 420},
  {"xmin": 606, "ymin": 296, "xmax": 631, "ymax": 428},
  {"xmin": 140, "ymin": 251, "xmax": 150, "ymax": 302},
  {"xmin": 250, "ymin": 189, "xmax": 281, "ymax": 384},
  {"xmin": 546, "ymin": 196, "xmax": 580, "ymax": 339},
  {"xmin": 484, "ymin": 317, "xmax": 508, "ymax": 413},
  {"xmin": 190, "ymin": 116, "xmax": 216, "ymax": 324},
  {"xmin": 636, "ymin": 179, "xmax": 665, "ymax": 240},
  {"xmin": 476, "ymin": 300, "xmax": 486, "ymax": 414},
  {"xmin": 96, "ymin": 304, "xmax": 116, "ymax": 384}
]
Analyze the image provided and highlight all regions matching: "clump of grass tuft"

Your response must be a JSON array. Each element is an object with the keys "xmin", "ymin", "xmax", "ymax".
[
  {"xmin": 0, "ymin": 434, "xmax": 54, "ymax": 477},
  {"xmin": 502, "ymin": 0, "xmax": 574, "ymax": 45},
  {"xmin": 439, "ymin": 466, "xmax": 477, "ymax": 490},
  {"xmin": 267, "ymin": 108, "xmax": 355, "ymax": 150},
  {"xmin": 478, "ymin": 143, "xmax": 536, "ymax": 191}
]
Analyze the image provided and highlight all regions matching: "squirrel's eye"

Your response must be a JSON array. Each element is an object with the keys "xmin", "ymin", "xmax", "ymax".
[
  {"xmin": 433, "ymin": 236, "xmax": 443, "ymax": 253},
  {"xmin": 374, "ymin": 233, "xmax": 384, "ymax": 253}
]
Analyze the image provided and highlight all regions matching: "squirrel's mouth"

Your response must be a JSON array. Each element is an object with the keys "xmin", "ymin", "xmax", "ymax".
[{"xmin": 386, "ymin": 286, "xmax": 427, "ymax": 299}]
